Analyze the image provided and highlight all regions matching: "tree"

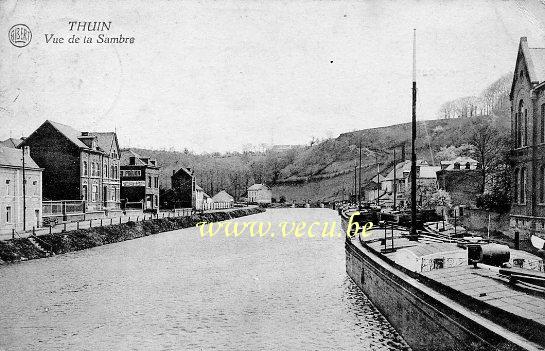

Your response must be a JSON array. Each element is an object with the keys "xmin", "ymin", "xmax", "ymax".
[{"xmin": 466, "ymin": 117, "xmax": 509, "ymax": 194}]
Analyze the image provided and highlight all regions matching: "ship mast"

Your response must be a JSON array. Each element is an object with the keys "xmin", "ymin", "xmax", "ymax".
[{"xmin": 410, "ymin": 29, "xmax": 418, "ymax": 240}]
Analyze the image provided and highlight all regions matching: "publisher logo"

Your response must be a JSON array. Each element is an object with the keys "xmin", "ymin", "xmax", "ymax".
[{"xmin": 8, "ymin": 24, "xmax": 32, "ymax": 48}]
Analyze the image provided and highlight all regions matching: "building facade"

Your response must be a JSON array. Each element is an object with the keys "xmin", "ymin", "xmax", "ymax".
[
  {"xmin": 170, "ymin": 167, "xmax": 195, "ymax": 208},
  {"xmin": 120, "ymin": 150, "xmax": 160, "ymax": 211},
  {"xmin": 509, "ymin": 37, "xmax": 545, "ymax": 243},
  {"xmin": 0, "ymin": 146, "xmax": 43, "ymax": 233},
  {"xmin": 247, "ymin": 183, "xmax": 272, "ymax": 204},
  {"xmin": 20, "ymin": 120, "xmax": 121, "ymax": 213}
]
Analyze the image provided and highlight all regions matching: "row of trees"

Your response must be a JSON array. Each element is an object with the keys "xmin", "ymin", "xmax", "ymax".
[{"xmin": 437, "ymin": 74, "xmax": 511, "ymax": 120}]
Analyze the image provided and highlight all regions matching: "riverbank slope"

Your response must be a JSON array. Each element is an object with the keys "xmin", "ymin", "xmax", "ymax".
[{"xmin": 0, "ymin": 207, "xmax": 264, "ymax": 265}]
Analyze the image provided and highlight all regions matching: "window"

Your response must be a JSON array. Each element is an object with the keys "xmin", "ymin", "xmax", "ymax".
[
  {"xmin": 154, "ymin": 176, "xmax": 159, "ymax": 188},
  {"xmin": 465, "ymin": 162, "xmax": 470, "ymax": 170},
  {"xmin": 514, "ymin": 168, "xmax": 519, "ymax": 203},
  {"xmin": 542, "ymin": 104, "xmax": 545, "ymax": 144},
  {"xmin": 453, "ymin": 162, "xmax": 460, "ymax": 170},
  {"xmin": 5, "ymin": 179, "xmax": 11, "ymax": 195},
  {"xmin": 520, "ymin": 167, "xmax": 527, "ymax": 204},
  {"xmin": 524, "ymin": 109, "xmax": 528, "ymax": 146},
  {"xmin": 104, "ymin": 164, "xmax": 108, "ymax": 178},
  {"xmin": 148, "ymin": 176, "xmax": 152, "ymax": 188},
  {"xmin": 111, "ymin": 187, "xmax": 116, "ymax": 201},
  {"xmin": 541, "ymin": 165, "xmax": 545, "ymax": 204},
  {"xmin": 83, "ymin": 161, "xmax": 88, "ymax": 176},
  {"xmin": 5, "ymin": 206, "xmax": 11, "ymax": 223},
  {"xmin": 91, "ymin": 185, "xmax": 98, "ymax": 202},
  {"xmin": 33, "ymin": 180, "xmax": 38, "ymax": 195},
  {"xmin": 82, "ymin": 185, "xmax": 88, "ymax": 201},
  {"xmin": 121, "ymin": 170, "xmax": 141, "ymax": 178},
  {"xmin": 518, "ymin": 100, "xmax": 524, "ymax": 148}
]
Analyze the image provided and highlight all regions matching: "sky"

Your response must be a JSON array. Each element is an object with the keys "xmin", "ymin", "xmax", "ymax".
[{"xmin": 1, "ymin": 0, "xmax": 545, "ymax": 152}]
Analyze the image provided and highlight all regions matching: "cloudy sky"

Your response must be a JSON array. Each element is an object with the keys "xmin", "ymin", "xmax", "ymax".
[{"xmin": 1, "ymin": 0, "xmax": 545, "ymax": 152}]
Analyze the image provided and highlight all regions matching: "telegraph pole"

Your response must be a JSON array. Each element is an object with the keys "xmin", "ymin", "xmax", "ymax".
[
  {"xmin": 393, "ymin": 148, "xmax": 397, "ymax": 211},
  {"xmin": 376, "ymin": 154, "xmax": 380, "ymax": 206},
  {"xmin": 410, "ymin": 29, "xmax": 418, "ymax": 240},
  {"xmin": 22, "ymin": 146, "xmax": 27, "ymax": 231},
  {"xmin": 353, "ymin": 163, "xmax": 357, "ymax": 205},
  {"xmin": 358, "ymin": 139, "xmax": 362, "ymax": 209}
]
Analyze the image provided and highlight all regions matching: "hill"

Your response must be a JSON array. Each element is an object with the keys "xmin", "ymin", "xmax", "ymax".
[{"xmin": 128, "ymin": 74, "xmax": 512, "ymax": 203}]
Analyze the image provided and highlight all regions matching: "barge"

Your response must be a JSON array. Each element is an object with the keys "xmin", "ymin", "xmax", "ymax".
[{"xmin": 341, "ymin": 209, "xmax": 545, "ymax": 351}]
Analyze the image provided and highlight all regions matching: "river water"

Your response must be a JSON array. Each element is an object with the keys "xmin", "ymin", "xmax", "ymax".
[{"xmin": 0, "ymin": 208, "xmax": 410, "ymax": 351}]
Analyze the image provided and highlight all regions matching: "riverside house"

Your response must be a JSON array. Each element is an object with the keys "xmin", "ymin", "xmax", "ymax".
[
  {"xmin": 20, "ymin": 120, "xmax": 122, "ymax": 216},
  {"xmin": 247, "ymin": 183, "xmax": 272, "ymax": 204},
  {"xmin": 120, "ymin": 150, "xmax": 160, "ymax": 212},
  {"xmin": 0, "ymin": 146, "xmax": 43, "ymax": 233},
  {"xmin": 509, "ymin": 37, "xmax": 545, "ymax": 245}
]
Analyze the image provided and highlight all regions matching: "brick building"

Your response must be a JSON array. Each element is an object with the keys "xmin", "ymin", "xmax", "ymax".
[
  {"xmin": 0, "ymin": 146, "xmax": 43, "ymax": 233},
  {"xmin": 20, "ymin": 120, "xmax": 121, "ymax": 214},
  {"xmin": 509, "ymin": 37, "xmax": 545, "ymax": 243},
  {"xmin": 120, "ymin": 150, "xmax": 160, "ymax": 211}
]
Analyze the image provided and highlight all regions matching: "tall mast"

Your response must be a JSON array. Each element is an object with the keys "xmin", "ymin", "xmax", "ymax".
[
  {"xmin": 393, "ymin": 148, "xmax": 397, "ymax": 211},
  {"xmin": 22, "ymin": 146, "xmax": 27, "ymax": 231},
  {"xmin": 358, "ymin": 139, "xmax": 362, "ymax": 209},
  {"xmin": 410, "ymin": 29, "xmax": 418, "ymax": 240}
]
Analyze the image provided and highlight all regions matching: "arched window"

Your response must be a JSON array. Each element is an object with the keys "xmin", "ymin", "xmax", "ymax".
[
  {"xmin": 541, "ymin": 165, "xmax": 545, "ymax": 203},
  {"xmin": 514, "ymin": 168, "xmax": 519, "ymax": 203},
  {"xmin": 518, "ymin": 100, "xmax": 525, "ymax": 147},
  {"xmin": 520, "ymin": 167, "xmax": 526, "ymax": 204},
  {"xmin": 454, "ymin": 162, "xmax": 460, "ymax": 170},
  {"xmin": 541, "ymin": 104, "xmax": 545, "ymax": 144},
  {"xmin": 465, "ymin": 162, "xmax": 470, "ymax": 169}
]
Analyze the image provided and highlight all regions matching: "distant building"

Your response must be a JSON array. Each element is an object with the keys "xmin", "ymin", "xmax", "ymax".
[
  {"xmin": 509, "ymin": 37, "xmax": 545, "ymax": 242},
  {"xmin": 0, "ymin": 146, "xmax": 43, "ymax": 232},
  {"xmin": 380, "ymin": 162, "xmax": 406, "ymax": 208},
  {"xmin": 212, "ymin": 190, "xmax": 234, "ymax": 208},
  {"xmin": 247, "ymin": 183, "xmax": 272, "ymax": 204},
  {"xmin": 20, "ymin": 120, "xmax": 121, "ymax": 213},
  {"xmin": 0, "ymin": 138, "xmax": 23, "ymax": 149},
  {"xmin": 404, "ymin": 161, "xmax": 441, "ymax": 207},
  {"xmin": 440, "ymin": 156, "xmax": 479, "ymax": 170},
  {"xmin": 169, "ymin": 167, "xmax": 195, "ymax": 208},
  {"xmin": 120, "ymin": 150, "xmax": 160, "ymax": 211},
  {"xmin": 361, "ymin": 174, "xmax": 386, "ymax": 204}
]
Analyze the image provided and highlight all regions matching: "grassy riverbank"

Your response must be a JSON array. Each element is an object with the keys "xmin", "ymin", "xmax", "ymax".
[{"xmin": 0, "ymin": 208, "xmax": 264, "ymax": 265}]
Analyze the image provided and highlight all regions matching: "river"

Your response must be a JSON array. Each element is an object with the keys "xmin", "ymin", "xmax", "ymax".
[{"xmin": 0, "ymin": 208, "xmax": 410, "ymax": 350}]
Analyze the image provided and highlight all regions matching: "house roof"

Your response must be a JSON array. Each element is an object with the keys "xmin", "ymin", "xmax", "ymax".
[
  {"xmin": 212, "ymin": 190, "xmax": 234, "ymax": 202},
  {"xmin": 419, "ymin": 166, "xmax": 441, "ymax": 179},
  {"xmin": 0, "ymin": 138, "xmax": 23, "ymax": 148},
  {"xmin": 529, "ymin": 47, "xmax": 545, "ymax": 83},
  {"xmin": 173, "ymin": 167, "xmax": 193, "ymax": 178},
  {"xmin": 511, "ymin": 38, "xmax": 545, "ymax": 97},
  {"xmin": 46, "ymin": 120, "xmax": 89, "ymax": 148},
  {"xmin": 89, "ymin": 132, "xmax": 117, "ymax": 154},
  {"xmin": 440, "ymin": 156, "xmax": 478, "ymax": 165},
  {"xmin": 0, "ymin": 146, "xmax": 41, "ymax": 169},
  {"xmin": 440, "ymin": 156, "xmax": 479, "ymax": 170},
  {"xmin": 248, "ymin": 183, "xmax": 270, "ymax": 191},
  {"xmin": 121, "ymin": 149, "xmax": 146, "ymax": 166}
]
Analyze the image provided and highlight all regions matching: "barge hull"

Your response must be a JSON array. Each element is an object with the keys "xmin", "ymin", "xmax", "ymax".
[{"xmin": 345, "ymin": 238, "xmax": 541, "ymax": 351}]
